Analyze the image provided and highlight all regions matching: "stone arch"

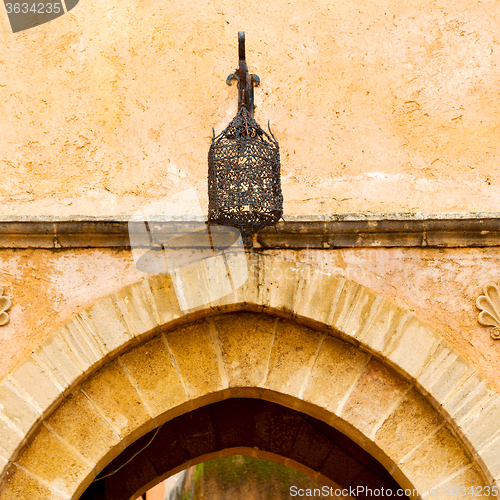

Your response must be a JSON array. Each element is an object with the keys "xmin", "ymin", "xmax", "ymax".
[
  {"xmin": 0, "ymin": 313, "xmax": 487, "ymax": 499},
  {"xmin": 0, "ymin": 253, "xmax": 498, "ymax": 499}
]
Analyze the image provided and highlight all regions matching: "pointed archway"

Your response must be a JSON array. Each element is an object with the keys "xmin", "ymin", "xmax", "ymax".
[{"xmin": 0, "ymin": 254, "xmax": 498, "ymax": 499}]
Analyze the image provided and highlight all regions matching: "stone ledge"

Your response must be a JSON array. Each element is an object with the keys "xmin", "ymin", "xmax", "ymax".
[
  {"xmin": 0, "ymin": 213, "xmax": 499, "ymax": 249},
  {"xmin": 259, "ymin": 212, "xmax": 500, "ymax": 249}
]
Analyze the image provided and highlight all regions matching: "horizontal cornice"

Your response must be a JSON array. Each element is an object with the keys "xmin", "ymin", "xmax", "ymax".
[{"xmin": 0, "ymin": 213, "xmax": 499, "ymax": 249}]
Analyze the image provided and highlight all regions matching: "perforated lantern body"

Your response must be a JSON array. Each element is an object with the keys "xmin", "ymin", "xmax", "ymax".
[{"xmin": 208, "ymin": 107, "xmax": 283, "ymax": 242}]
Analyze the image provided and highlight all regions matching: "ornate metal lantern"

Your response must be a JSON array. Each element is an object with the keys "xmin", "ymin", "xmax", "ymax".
[{"xmin": 208, "ymin": 32, "xmax": 283, "ymax": 245}]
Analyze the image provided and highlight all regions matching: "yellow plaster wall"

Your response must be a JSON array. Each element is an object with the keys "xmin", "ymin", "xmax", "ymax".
[
  {"xmin": 0, "ymin": 0, "xmax": 499, "ymax": 215},
  {"xmin": 0, "ymin": 249, "xmax": 143, "ymax": 379}
]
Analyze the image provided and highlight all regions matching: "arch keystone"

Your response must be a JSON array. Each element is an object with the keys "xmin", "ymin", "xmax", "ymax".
[{"xmin": 212, "ymin": 313, "xmax": 276, "ymax": 388}]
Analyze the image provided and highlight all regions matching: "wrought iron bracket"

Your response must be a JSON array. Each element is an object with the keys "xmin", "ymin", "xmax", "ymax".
[{"xmin": 226, "ymin": 32, "xmax": 260, "ymax": 117}]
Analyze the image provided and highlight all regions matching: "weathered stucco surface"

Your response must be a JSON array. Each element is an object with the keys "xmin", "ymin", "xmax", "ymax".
[
  {"xmin": 274, "ymin": 247, "xmax": 500, "ymax": 393},
  {"xmin": 0, "ymin": 0, "xmax": 500, "ymax": 215},
  {"xmin": 0, "ymin": 249, "xmax": 144, "ymax": 378},
  {"xmin": 0, "ymin": 248, "xmax": 499, "ymax": 395}
]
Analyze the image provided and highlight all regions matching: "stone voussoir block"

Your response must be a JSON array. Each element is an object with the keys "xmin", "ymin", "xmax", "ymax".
[
  {"xmin": 213, "ymin": 313, "xmax": 276, "ymax": 388},
  {"xmin": 460, "ymin": 394, "xmax": 500, "ymax": 453},
  {"xmin": 7, "ymin": 355, "xmax": 62, "ymax": 414},
  {"xmin": 339, "ymin": 287, "xmax": 384, "ymax": 341},
  {"xmin": 356, "ymin": 299, "xmax": 411, "ymax": 357},
  {"xmin": 433, "ymin": 465, "xmax": 487, "ymax": 497},
  {"xmin": 417, "ymin": 342, "xmax": 477, "ymax": 405},
  {"xmin": 417, "ymin": 340, "xmax": 458, "ymax": 388},
  {"xmin": 116, "ymin": 280, "xmax": 161, "ymax": 339},
  {"xmin": 260, "ymin": 256, "xmax": 301, "ymax": 313},
  {"xmin": 374, "ymin": 387, "xmax": 443, "ymax": 463},
  {"xmin": 145, "ymin": 273, "xmax": 184, "ymax": 326},
  {"xmin": 81, "ymin": 359, "xmax": 153, "ymax": 441},
  {"xmin": 0, "ymin": 465, "xmax": 68, "ymax": 500},
  {"xmin": 204, "ymin": 252, "xmax": 236, "ymax": 305},
  {"xmin": 171, "ymin": 254, "xmax": 233, "ymax": 313},
  {"xmin": 47, "ymin": 390, "xmax": 121, "ymax": 466},
  {"xmin": 224, "ymin": 246, "xmax": 255, "ymax": 299},
  {"xmin": 385, "ymin": 315, "xmax": 441, "ymax": 379},
  {"xmin": 58, "ymin": 318, "xmax": 107, "ymax": 373},
  {"xmin": 0, "ymin": 379, "xmax": 40, "ymax": 435},
  {"xmin": 0, "ymin": 416, "xmax": 24, "ymax": 460},
  {"xmin": 477, "ymin": 435, "xmax": 500, "ymax": 480},
  {"xmin": 168, "ymin": 258, "xmax": 218, "ymax": 313},
  {"xmin": 302, "ymin": 335, "xmax": 371, "ymax": 416},
  {"xmin": 32, "ymin": 328, "xmax": 85, "ymax": 391},
  {"xmin": 16, "ymin": 424, "xmax": 93, "ymax": 499},
  {"xmin": 213, "ymin": 250, "xmax": 263, "ymax": 309},
  {"xmin": 340, "ymin": 358, "xmax": 410, "ymax": 438},
  {"xmin": 400, "ymin": 426, "xmax": 472, "ymax": 492},
  {"xmin": 264, "ymin": 320, "xmax": 323, "ymax": 398},
  {"xmin": 294, "ymin": 265, "xmax": 346, "ymax": 327},
  {"xmin": 119, "ymin": 336, "xmax": 189, "ymax": 418},
  {"xmin": 329, "ymin": 280, "xmax": 365, "ymax": 336},
  {"xmin": 78, "ymin": 293, "xmax": 135, "ymax": 356},
  {"xmin": 165, "ymin": 321, "xmax": 225, "ymax": 399},
  {"xmin": 443, "ymin": 374, "xmax": 492, "ymax": 425}
]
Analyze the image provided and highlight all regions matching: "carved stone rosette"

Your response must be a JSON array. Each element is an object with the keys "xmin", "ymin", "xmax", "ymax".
[
  {"xmin": 0, "ymin": 286, "xmax": 11, "ymax": 326},
  {"xmin": 476, "ymin": 282, "xmax": 500, "ymax": 340}
]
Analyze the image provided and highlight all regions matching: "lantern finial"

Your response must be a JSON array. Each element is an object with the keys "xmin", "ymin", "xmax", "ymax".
[{"xmin": 226, "ymin": 32, "xmax": 260, "ymax": 117}]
